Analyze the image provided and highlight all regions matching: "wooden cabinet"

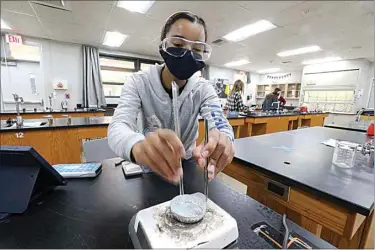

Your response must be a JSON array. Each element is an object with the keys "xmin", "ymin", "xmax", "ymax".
[
  {"xmin": 298, "ymin": 114, "xmax": 329, "ymax": 127},
  {"xmin": 198, "ymin": 114, "xmax": 327, "ymax": 141},
  {"xmin": 360, "ymin": 115, "xmax": 374, "ymax": 121},
  {"xmin": 224, "ymin": 161, "xmax": 374, "ymax": 249},
  {"xmin": 256, "ymin": 83, "xmax": 301, "ymax": 103},
  {"xmin": 0, "ymin": 126, "xmax": 108, "ymax": 165}
]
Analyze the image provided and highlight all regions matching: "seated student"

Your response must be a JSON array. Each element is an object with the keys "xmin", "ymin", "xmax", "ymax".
[{"xmin": 108, "ymin": 11, "xmax": 235, "ymax": 184}]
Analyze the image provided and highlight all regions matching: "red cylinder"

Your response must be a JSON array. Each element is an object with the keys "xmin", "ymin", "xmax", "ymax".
[{"xmin": 367, "ymin": 123, "xmax": 374, "ymax": 136}]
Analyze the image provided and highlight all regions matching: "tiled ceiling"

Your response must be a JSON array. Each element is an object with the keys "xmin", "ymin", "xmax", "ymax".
[{"xmin": 1, "ymin": 1, "xmax": 374, "ymax": 72}]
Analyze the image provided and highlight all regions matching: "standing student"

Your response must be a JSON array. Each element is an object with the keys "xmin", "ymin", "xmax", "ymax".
[
  {"xmin": 262, "ymin": 87, "xmax": 281, "ymax": 111},
  {"xmin": 225, "ymin": 80, "xmax": 246, "ymax": 112},
  {"xmin": 108, "ymin": 11, "xmax": 234, "ymax": 183}
]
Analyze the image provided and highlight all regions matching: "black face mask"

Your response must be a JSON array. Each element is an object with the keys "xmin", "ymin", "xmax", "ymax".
[{"xmin": 159, "ymin": 47, "xmax": 206, "ymax": 80}]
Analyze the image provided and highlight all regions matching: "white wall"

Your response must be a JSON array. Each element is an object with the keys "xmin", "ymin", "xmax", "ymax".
[
  {"xmin": 258, "ymin": 71, "xmax": 302, "ymax": 85},
  {"xmin": 301, "ymin": 58, "xmax": 373, "ymax": 112},
  {"xmin": 1, "ymin": 36, "xmax": 83, "ymax": 111},
  {"xmin": 367, "ymin": 62, "xmax": 374, "ymax": 109},
  {"xmin": 209, "ymin": 65, "xmax": 256, "ymax": 106},
  {"xmin": 42, "ymin": 39, "xmax": 82, "ymax": 110},
  {"xmin": 1, "ymin": 61, "xmax": 44, "ymax": 110},
  {"xmin": 245, "ymin": 73, "xmax": 259, "ymax": 105}
]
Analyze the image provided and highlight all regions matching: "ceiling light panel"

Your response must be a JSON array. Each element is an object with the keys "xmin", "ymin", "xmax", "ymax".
[
  {"xmin": 102, "ymin": 31, "xmax": 128, "ymax": 47},
  {"xmin": 1, "ymin": 19, "xmax": 12, "ymax": 30},
  {"xmin": 277, "ymin": 45, "xmax": 322, "ymax": 57},
  {"xmin": 258, "ymin": 68, "xmax": 281, "ymax": 74},
  {"xmin": 224, "ymin": 59, "xmax": 251, "ymax": 67},
  {"xmin": 223, "ymin": 20, "xmax": 277, "ymax": 42},
  {"xmin": 117, "ymin": 1, "xmax": 155, "ymax": 14}
]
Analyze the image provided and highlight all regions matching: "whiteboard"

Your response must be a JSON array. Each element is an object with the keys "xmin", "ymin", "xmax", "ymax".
[
  {"xmin": 303, "ymin": 69, "xmax": 359, "ymax": 89},
  {"xmin": 367, "ymin": 78, "xmax": 374, "ymax": 109}
]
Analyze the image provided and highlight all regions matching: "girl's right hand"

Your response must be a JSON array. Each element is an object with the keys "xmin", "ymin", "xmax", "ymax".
[{"xmin": 131, "ymin": 129, "xmax": 185, "ymax": 183}]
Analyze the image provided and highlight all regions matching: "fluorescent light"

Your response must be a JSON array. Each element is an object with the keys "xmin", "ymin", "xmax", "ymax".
[
  {"xmin": 1, "ymin": 19, "xmax": 12, "ymax": 30},
  {"xmin": 258, "ymin": 68, "xmax": 280, "ymax": 74},
  {"xmin": 302, "ymin": 56, "xmax": 342, "ymax": 65},
  {"xmin": 224, "ymin": 59, "xmax": 251, "ymax": 67},
  {"xmin": 277, "ymin": 45, "xmax": 321, "ymax": 57},
  {"xmin": 223, "ymin": 20, "xmax": 276, "ymax": 42},
  {"xmin": 102, "ymin": 31, "xmax": 127, "ymax": 47},
  {"xmin": 117, "ymin": 1, "xmax": 154, "ymax": 14}
]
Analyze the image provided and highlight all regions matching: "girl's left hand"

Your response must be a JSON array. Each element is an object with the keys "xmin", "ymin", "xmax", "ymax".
[{"xmin": 193, "ymin": 129, "xmax": 234, "ymax": 180}]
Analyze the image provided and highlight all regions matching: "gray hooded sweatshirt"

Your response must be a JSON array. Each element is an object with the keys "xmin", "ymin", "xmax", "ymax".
[{"xmin": 108, "ymin": 64, "xmax": 234, "ymax": 161}]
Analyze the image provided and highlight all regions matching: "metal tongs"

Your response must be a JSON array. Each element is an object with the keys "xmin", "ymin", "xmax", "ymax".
[
  {"xmin": 204, "ymin": 118, "xmax": 209, "ymax": 201},
  {"xmin": 172, "ymin": 81, "xmax": 184, "ymax": 195}
]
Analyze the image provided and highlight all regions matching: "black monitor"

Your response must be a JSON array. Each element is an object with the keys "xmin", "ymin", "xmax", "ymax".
[{"xmin": 0, "ymin": 146, "xmax": 66, "ymax": 214}]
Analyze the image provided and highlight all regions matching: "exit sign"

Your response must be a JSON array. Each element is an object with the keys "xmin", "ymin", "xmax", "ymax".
[{"xmin": 5, "ymin": 34, "xmax": 23, "ymax": 45}]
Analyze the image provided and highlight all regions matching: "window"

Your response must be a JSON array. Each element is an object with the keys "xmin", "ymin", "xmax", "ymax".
[
  {"xmin": 99, "ymin": 54, "xmax": 161, "ymax": 104},
  {"xmin": 140, "ymin": 62, "xmax": 154, "ymax": 71},
  {"xmin": 99, "ymin": 56, "xmax": 136, "ymax": 99}
]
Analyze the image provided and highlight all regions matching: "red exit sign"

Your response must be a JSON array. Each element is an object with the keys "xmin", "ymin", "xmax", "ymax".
[{"xmin": 5, "ymin": 34, "xmax": 23, "ymax": 45}]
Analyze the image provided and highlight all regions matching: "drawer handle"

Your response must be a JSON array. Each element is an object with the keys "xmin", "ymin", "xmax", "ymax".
[{"xmin": 264, "ymin": 178, "xmax": 290, "ymax": 201}]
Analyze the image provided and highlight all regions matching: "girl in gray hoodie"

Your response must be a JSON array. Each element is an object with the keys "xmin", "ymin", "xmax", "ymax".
[{"xmin": 108, "ymin": 11, "xmax": 234, "ymax": 184}]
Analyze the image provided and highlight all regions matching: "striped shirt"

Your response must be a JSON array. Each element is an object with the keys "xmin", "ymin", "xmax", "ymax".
[{"xmin": 225, "ymin": 91, "xmax": 246, "ymax": 112}]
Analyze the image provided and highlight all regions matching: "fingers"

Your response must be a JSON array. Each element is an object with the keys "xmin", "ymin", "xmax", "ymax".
[
  {"xmin": 193, "ymin": 143, "xmax": 206, "ymax": 169},
  {"xmin": 201, "ymin": 130, "xmax": 220, "ymax": 158},
  {"xmin": 132, "ymin": 129, "xmax": 185, "ymax": 184},
  {"xmin": 158, "ymin": 129, "xmax": 186, "ymax": 158},
  {"xmin": 216, "ymin": 146, "xmax": 232, "ymax": 173},
  {"xmin": 147, "ymin": 132, "xmax": 179, "ymax": 175},
  {"xmin": 193, "ymin": 130, "xmax": 234, "ymax": 180},
  {"xmin": 208, "ymin": 163, "xmax": 215, "ymax": 180},
  {"xmin": 143, "ymin": 138, "xmax": 173, "ymax": 180},
  {"xmin": 209, "ymin": 133, "xmax": 227, "ymax": 163}
]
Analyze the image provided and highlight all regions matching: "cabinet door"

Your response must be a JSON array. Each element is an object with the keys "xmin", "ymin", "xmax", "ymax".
[{"xmin": 1, "ymin": 130, "xmax": 53, "ymax": 163}]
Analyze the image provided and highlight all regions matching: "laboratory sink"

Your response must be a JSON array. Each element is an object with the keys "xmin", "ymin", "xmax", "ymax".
[
  {"xmin": 2, "ymin": 121, "xmax": 48, "ymax": 129},
  {"xmin": 22, "ymin": 121, "xmax": 48, "ymax": 128}
]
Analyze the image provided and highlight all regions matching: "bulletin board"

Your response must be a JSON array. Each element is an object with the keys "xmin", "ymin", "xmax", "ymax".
[{"xmin": 213, "ymin": 78, "xmax": 229, "ymax": 98}]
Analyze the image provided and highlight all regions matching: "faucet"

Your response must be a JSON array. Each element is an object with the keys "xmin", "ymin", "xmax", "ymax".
[
  {"xmin": 12, "ymin": 93, "xmax": 24, "ymax": 126},
  {"xmin": 360, "ymin": 140, "xmax": 374, "ymax": 168},
  {"xmin": 355, "ymin": 108, "xmax": 365, "ymax": 122},
  {"xmin": 46, "ymin": 93, "xmax": 54, "ymax": 112}
]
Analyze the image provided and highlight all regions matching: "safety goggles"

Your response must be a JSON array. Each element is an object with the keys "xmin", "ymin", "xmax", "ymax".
[{"xmin": 160, "ymin": 37, "xmax": 212, "ymax": 61}]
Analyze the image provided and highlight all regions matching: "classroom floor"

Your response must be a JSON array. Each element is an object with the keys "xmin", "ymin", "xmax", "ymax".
[{"xmin": 217, "ymin": 172, "xmax": 247, "ymax": 194}]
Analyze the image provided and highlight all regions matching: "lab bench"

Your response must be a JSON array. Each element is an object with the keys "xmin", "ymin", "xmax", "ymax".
[
  {"xmin": 0, "ymin": 116, "xmax": 111, "ymax": 165},
  {"xmin": 224, "ymin": 127, "xmax": 374, "ymax": 249},
  {"xmin": 0, "ymin": 109, "xmax": 106, "ymax": 120},
  {"xmin": 197, "ymin": 113, "xmax": 328, "ymax": 144},
  {"xmin": 0, "ymin": 158, "xmax": 334, "ymax": 249},
  {"xmin": 325, "ymin": 120, "xmax": 372, "ymax": 133}
]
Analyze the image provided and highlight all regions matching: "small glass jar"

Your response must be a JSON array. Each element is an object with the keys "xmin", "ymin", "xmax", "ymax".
[
  {"xmin": 43, "ymin": 115, "xmax": 54, "ymax": 126},
  {"xmin": 332, "ymin": 141, "xmax": 357, "ymax": 168},
  {"xmin": 61, "ymin": 114, "xmax": 72, "ymax": 125}
]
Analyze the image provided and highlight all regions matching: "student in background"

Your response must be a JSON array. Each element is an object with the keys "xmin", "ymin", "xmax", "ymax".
[
  {"xmin": 225, "ymin": 80, "xmax": 247, "ymax": 112},
  {"xmin": 278, "ymin": 94, "xmax": 286, "ymax": 106},
  {"xmin": 262, "ymin": 87, "xmax": 281, "ymax": 111}
]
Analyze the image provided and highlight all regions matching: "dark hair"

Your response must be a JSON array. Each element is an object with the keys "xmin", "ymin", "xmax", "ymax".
[
  {"xmin": 161, "ymin": 11, "xmax": 208, "ymax": 42},
  {"xmin": 273, "ymin": 87, "xmax": 281, "ymax": 94}
]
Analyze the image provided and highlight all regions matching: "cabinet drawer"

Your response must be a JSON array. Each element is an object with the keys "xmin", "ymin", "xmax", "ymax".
[{"xmin": 288, "ymin": 188, "xmax": 348, "ymax": 235}]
